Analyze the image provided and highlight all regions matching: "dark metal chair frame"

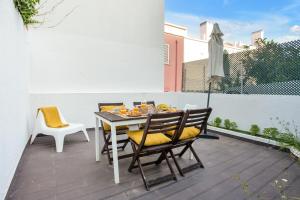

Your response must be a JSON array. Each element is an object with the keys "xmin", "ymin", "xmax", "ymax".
[
  {"xmin": 156, "ymin": 108, "xmax": 212, "ymax": 176},
  {"xmin": 128, "ymin": 111, "xmax": 185, "ymax": 190},
  {"xmin": 133, "ymin": 101, "xmax": 156, "ymax": 107},
  {"xmin": 98, "ymin": 103, "xmax": 129, "ymax": 165}
]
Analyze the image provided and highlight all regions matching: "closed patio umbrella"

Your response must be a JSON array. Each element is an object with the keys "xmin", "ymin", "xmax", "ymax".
[
  {"xmin": 207, "ymin": 23, "xmax": 225, "ymax": 107},
  {"xmin": 204, "ymin": 23, "xmax": 225, "ymax": 138}
]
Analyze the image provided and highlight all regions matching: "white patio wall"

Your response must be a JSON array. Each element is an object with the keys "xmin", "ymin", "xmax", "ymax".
[
  {"xmin": 29, "ymin": 0, "xmax": 164, "ymax": 93},
  {"xmin": 0, "ymin": 0, "xmax": 30, "ymax": 199},
  {"xmin": 30, "ymin": 92, "xmax": 300, "ymax": 135},
  {"xmin": 177, "ymin": 93, "xmax": 300, "ymax": 133}
]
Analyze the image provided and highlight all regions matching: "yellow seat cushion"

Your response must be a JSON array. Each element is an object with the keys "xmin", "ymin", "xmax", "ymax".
[
  {"xmin": 127, "ymin": 130, "xmax": 171, "ymax": 146},
  {"xmin": 102, "ymin": 123, "xmax": 128, "ymax": 132},
  {"xmin": 38, "ymin": 106, "xmax": 69, "ymax": 128},
  {"xmin": 100, "ymin": 105, "xmax": 128, "ymax": 131},
  {"xmin": 166, "ymin": 127, "xmax": 201, "ymax": 140},
  {"xmin": 101, "ymin": 105, "xmax": 124, "ymax": 112}
]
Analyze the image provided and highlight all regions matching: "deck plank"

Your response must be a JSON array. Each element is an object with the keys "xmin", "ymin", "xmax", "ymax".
[{"xmin": 5, "ymin": 130, "xmax": 300, "ymax": 200}]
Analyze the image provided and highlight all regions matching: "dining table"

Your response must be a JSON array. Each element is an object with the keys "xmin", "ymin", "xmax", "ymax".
[
  {"xmin": 94, "ymin": 109, "xmax": 194, "ymax": 184},
  {"xmin": 94, "ymin": 111, "xmax": 148, "ymax": 184}
]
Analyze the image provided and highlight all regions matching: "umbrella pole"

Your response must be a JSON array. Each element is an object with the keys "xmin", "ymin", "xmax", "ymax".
[
  {"xmin": 207, "ymin": 82, "xmax": 211, "ymax": 108},
  {"xmin": 201, "ymin": 82, "xmax": 219, "ymax": 139},
  {"xmin": 203, "ymin": 82, "xmax": 211, "ymax": 135}
]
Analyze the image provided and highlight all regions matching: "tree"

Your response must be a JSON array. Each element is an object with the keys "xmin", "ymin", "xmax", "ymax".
[
  {"xmin": 218, "ymin": 50, "xmax": 243, "ymax": 93},
  {"xmin": 217, "ymin": 39, "xmax": 300, "ymax": 94},
  {"xmin": 242, "ymin": 38, "xmax": 300, "ymax": 84}
]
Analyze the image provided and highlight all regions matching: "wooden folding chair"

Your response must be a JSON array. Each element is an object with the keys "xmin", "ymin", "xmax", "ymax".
[
  {"xmin": 127, "ymin": 111, "xmax": 184, "ymax": 190},
  {"xmin": 157, "ymin": 108, "xmax": 212, "ymax": 176},
  {"xmin": 98, "ymin": 103, "xmax": 129, "ymax": 164},
  {"xmin": 133, "ymin": 101, "xmax": 156, "ymax": 129}
]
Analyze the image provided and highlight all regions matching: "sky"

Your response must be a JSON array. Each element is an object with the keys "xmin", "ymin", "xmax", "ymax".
[{"xmin": 165, "ymin": 0, "xmax": 300, "ymax": 44}]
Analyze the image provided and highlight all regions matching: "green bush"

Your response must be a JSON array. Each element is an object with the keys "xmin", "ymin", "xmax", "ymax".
[
  {"xmin": 213, "ymin": 117, "xmax": 222, "ymax": 127},
  {"xmin": 278, "ymin": 133, "xmax": 295, "ymax": 148},
  {"xmin": 269, "ymin": 118, "xmax": 300, "ymax": 151},
  {"xmin": 293, "ymin": 138, "xmax": 300, "ymax": 151},
  {"xmin": 230, "ymin": 122, "xmax": 238, "ymax": 130},
  {"xmin": 263, "ymin": 128, "xmax": 280, "ymax": 139},
  {"xmin": 250, "ymin": 124, "xmax": 260, "ymax": 135},
  {"xmin": 224, "ymin": 119, "xmax": 231, "ymax": 129}
]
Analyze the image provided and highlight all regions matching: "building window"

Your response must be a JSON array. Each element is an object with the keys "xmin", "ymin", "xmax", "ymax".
[{"xmin": 164, "ymin": 44, "xmax": 170, "ymax": 65}]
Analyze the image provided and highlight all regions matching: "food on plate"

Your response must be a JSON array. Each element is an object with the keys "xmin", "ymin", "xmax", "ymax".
[
  {"xmin": 133, "ymin": 107, "xmax": 140, "ymax": 112},
  {"xmin": 119, "ymin": 108, "xmax": 127, "ymax": 115},
  {"xmin": 127, "ymin": 107, "xmax": 142, "ymax": 116},
  {"xmin": 157, "ymin": 103, "xmax": 169, "ymax": 111}
]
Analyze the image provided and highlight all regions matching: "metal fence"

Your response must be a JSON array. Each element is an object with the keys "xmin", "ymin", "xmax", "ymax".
[{"xmin": 182, "ymin": 39, "xmax": 300, "ymax": 95}]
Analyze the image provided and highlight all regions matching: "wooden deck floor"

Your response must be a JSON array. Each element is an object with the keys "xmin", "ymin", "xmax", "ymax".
[{"xmin": 6, "ymin": 130, "xmax": 300, "ymax": 200}]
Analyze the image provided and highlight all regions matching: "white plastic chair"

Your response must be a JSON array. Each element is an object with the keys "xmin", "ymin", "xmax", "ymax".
[{"xmin": 31, "ymin": 108, "xmax": 90, "ymax": 152}]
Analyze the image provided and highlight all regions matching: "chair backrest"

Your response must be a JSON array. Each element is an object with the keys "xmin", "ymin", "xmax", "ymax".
[
  {"xmin": 97, "ymin": 102, "xmax": 124, "ymax": 133},
  {"xmin": 57, "ymin": 108, "xmax": 67, "ymax": 124},
  {"xmin": 98, "ymin": 102, "xmax": 124, "ymax": 112},
  {"xmin": 36, "ymin": 110, "xmax": 48, "ymax": 130},
  {"xmin": 174, "ymin": 107, "xmax": 212, "ymax": 142},
  {"xmin": 133, "ymin": 101, "xmax": 155, "ymax": 107},
  {"xmin": 35, "ymin": 107, "xmax": 67, "ymax": 130},
  {"xmin": 137, "ymin": 111, "xmax": 184, "ymax": 149}
]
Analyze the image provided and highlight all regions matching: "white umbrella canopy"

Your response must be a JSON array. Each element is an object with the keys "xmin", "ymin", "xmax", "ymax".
[
  {"xmin": 203, "ymin": 23, "xmax": 224, "ymax": 138},
  {"xmin": 207, "ymin": 23, "xmax": 225, "ymax": 82}
]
